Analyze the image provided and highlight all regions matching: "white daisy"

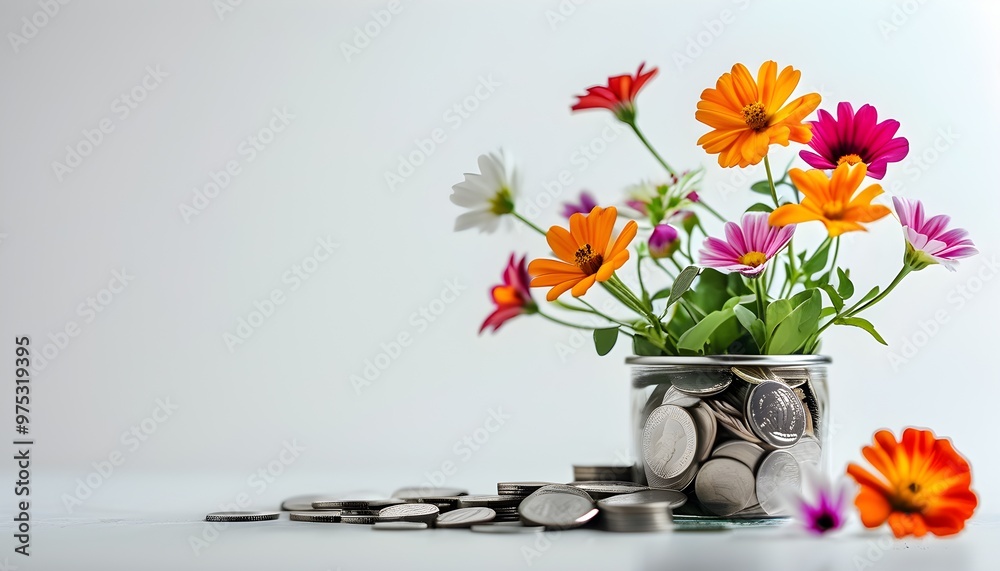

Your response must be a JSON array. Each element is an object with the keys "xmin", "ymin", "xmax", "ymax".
[{"xmin": 450, "ymin": 150, "xmax": 521, "ymax": 233}]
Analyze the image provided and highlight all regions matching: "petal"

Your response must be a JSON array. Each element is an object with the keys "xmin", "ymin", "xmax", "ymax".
[
  {"xmin": 544, "ymin": 279, "xmax": 579, "ymax": 302},
  {"xmin": 570, "ymin": 274, "xmax": 598, "ymax": 298},
  {"xmin": 606, "ymin": 220, "xmax": 638, "ymax": 260},
  {"xmin": 546, "ymin": 226, "xmax": 579, "ymax": 263},
  {"xmin": 769, "ymin": 204, "xmax": 823, "ymax": 227},
  {"xmin": 454, "ymin": 209, "xmax": 495, "ymax": 232},
  {"xmin": 853, "ymin": 485, "xmax": 893, "ymax": 529}
]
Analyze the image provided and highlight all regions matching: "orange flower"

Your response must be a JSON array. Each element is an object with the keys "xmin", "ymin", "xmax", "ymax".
[
  {"xmin": 847, "ymin": 428, "xmax": 977, "ymax": 538},
  {"xmin": 528, "ymin": 206, "xmax": 637, "ymax": 301},
  {"xmin": 696, "ymin": 61, "xmax": 821, "ymax": 168},
  {"xmin": 769, "ymin": 163, "xmax": 891, "ymax": 237}
]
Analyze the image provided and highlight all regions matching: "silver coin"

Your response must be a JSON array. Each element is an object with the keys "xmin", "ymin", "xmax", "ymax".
[
  {"xmin": 598, "ymin": 489, "xmax": 687, "ymax": 511},
  {"xmin": 662, "ymin": 387, "xmax": 702, "ymax": 408},
  {"xmin": 456, "ymin": 495, "xmax": 521, "ymax": 509},
  {"xmin": 642, "ymin": 405, "xmax": 698, "ymax": 479},
  {"xmin": 667, "ymin": 367, "xmax": 732, "ymax": 396},
  {"xmin": 690, "ymin": 402, "xmax": 718, "ymax": 462},
  {"xmin": 694, "ymin": 458, "xmax": 756, "ymax": 517},
  {"xmin": 756, "ymin": 450, "xmax": 801, "ymax": 516},
  {"xmin": 289, "ymin": 511, "xmax": 341, "ymax": 523},
  {"xmin": 470, "ymin": 523, "xmax": 544, "ymax": 534},
  {"xmin": 378, "ymin": 503, "xmax": 440, "ymax": 522},
  {"xmin": 392, "ymin": 486, "xmax": 468, "ymax": 500},
  {"xmin": 644, "ymin": 457, "xmax": 698, "ymax": 491},
  {"xmin": 787, "ymin": 435, "xmax": 821, "ymax": 468},
  {"xmin": 572, "ymin": 465, "xmax": 633, "ymax": 482},
  {"xmin": 744, "ymin": 380, "xmax": 805, "ymax": 448},
  {"xmin": 435, "ymin": 507, "xmax": 496, "ymax": 528},
  {"xmin": 730, "ymin": 366, "xmax": 777, "ymax": 385},
  {"xmin": 205, "ymin": 511, "xmax": 279, "ymax": 522},
  {"xmin": 497, "ymin": 482, "xmax": 552, "ymax": 496},
  {"xmin": 373, "ymin": 521, "xmax": 428, "ymax": 530},
  {"xmin": 772, "ymin": 368, "xmax": 809, "ymax": 388},
  {"xmin": 711, "ymin": 440, "xmax": 766, "ymax": 472},
  {"xmin": 312, "ymin": 498, "xmax": 404, "ymax": 510},
  {"xmin": 568, "ymin": 481, "xmax": 648, "ymax": 500},
  {"xmin": 281, "ymin": 494, "xmax": 339, "ymax": 511},
  {"xmin": 518, "ymin": 485, "xmax": 598, "ymax": 529},
  {"xmin": 339, "ymin": 514, "xmax": 380, "ymax": 525}
]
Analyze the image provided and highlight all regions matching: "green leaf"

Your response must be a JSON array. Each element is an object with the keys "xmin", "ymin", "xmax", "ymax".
[
  {"xmin": 651, "ymin": 288, "xmax": 670, "ymax": 301},
  {"xmin": 733, "ymin": 305, "xmax": 766, "ymax": 351},
  {"xmin": 632, "ymin": 335, "xmax": 662, "ymax": 356},
  {"xmin": 858, "ymin": 286, "xmax": 880, "ymax": 305},
  {"xmin": 668, "ymin": 266, "xmax": 700, "ymax": 308},
  {"xmin": 819, "ymin": 284, "xmax": 844, "ymax": 313},
  {"xmin": 767, "ymin": 290, "xmax": 822, "ymax": 354},
  {"xmin": 835, "ymin": 317, "xmax": 887, "ymax": 345},
  {"xmin": 750, "ymin": 181, "xmax": 773, "ymax": 195},
  {"xmin": 677, "ymin": 309, "xmax": 735, "ymax": 354},
  {"xmin": 819, "ymin": 307, "xmax": 838, "ymax": 318},
  {"xmin": 837, "ymin": 268, "xmax": 855, "ymax": 299},
  {"xmin": 801, "ymin": 240, "xmax": 832, "ymax": 275},
  {"xmin": 745, "ymin": 202, "xmax": 774, "ymax": 213},
  {"xmin": 765, "ymin": 299, "xmax": 793, "ymax": 338},
  {"xmin": 593, "ymin": 328, "xmax": 619, "ymax": 356}
]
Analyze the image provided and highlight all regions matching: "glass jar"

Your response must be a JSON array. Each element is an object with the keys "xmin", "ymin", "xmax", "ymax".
[{"xmin": 627, "ymin": 355, "xmax": 830, "ymax": 523}]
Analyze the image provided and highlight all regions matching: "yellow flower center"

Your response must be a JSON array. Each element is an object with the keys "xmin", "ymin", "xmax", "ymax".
[
  {"xmin": 838, "ymin": 154, "xmax": 864, "ymax": 166},
  {"xmin": 738, "ymin": 251, "xmax": 767, "ymax": 267},
  {"xmin": 575, "ymin": 244, "xmax": 604, "ymax": 275},
  {"xmin": 489, "ymin": 188, "xmax": 515, "ymax": 216},
  {"xmin": 741, "ymin": 102, "xmax": 768, "ymax": 131},
  {"xmin": 821, "ymin": 201, "xmax": 845, "ymax": 220}
]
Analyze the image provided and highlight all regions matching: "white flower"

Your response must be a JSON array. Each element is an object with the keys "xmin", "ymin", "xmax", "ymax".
[{"xmin": 450, "ymin": 150, "xmax": 520, "ymax": 233}]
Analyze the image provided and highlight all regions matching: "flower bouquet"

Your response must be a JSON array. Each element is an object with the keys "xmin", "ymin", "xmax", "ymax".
[{"xmin": 448, "ymin": 60, "xmax": 980, "ymax": 525}]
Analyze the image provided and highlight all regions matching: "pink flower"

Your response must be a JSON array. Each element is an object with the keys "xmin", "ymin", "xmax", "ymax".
[
  {"xmin": 800, "ymin": 102, "xmax": 909, "ymax": 180},
  {"xmin": 699, "ymin": 213, "xmax": 794, "ymax": 277},
  {"xmin": 648, "ymin": 224, "xmax": 680, "ymax": 259},
  {"xmin": 562, "ymin": 191, "xmax": 599, "ymax": 219},
  {"xmin": 480, "ymin": 254, "xmax": 537, "ymax": 334},
  {"xmin": 892, "ymin": 197, "xmax": 978, "ymax": 271},
  {"xmin": 792, "ymin": 467, "xmax": 851, "ymax": 536}
]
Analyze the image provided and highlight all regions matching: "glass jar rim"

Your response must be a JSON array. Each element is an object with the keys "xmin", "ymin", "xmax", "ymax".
[{"xmin": 625, "ymin": 355, "xmax": 832, "ymax": 367}]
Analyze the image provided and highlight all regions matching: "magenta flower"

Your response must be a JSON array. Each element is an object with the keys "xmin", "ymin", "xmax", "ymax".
[
  {"xmin": 892, "ymin": 197, "xmax": 978, "ymax": 271},
  {"xmin": 648, "ymin": 224, "xmax": 680, "ymax": 259},
  {"xmin": 800, "ymin": 102, "xmax": 909, "ymax": 180},
  {"xmin": 699, "ymin": 213, "xmax": 794, "ymax": 277},
  {"xmin": 686, "ymin": 190, "xmax": 700, "ymax": 203},
  {"xmin": 792, "ymin": 467, "xmax": 850, "ymax": 535},
  {"xmin": 480, "ymin": 254, "xmax": 537, "ymax": 334},
  {"xmin": 561, "ymin": 191, "xmax": 599, "ymax": 218}
]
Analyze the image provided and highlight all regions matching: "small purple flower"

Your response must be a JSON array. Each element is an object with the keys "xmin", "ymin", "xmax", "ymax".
[
  {"xmin": 648, "ymin": 224, "xmax": 680, "ymax": 259},
  {"xmin": 792, "ymin": 467, "xmax": 851, "ymax": 536},
  {"xmin": 893, "ymin": 197, "xmax": 978, "ymax": 271},
  {"xmin": 561, "ymin": 191, "xmax": 599, "ymax": 218},
  {"xmin": 699, "ymin": 212, "xmax": 794, "ymax": 277},
  {"xmin": 686, "ymin": 190, "xmax": 700, "ymax": 203},
  {"xmin": 800, "ymin": 102, "xmax": 909, "ymax": 180}
]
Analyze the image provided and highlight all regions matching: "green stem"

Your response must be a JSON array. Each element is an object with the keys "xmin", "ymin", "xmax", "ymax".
[
  {"xmin": 763, "ymin": 155, "xmax": 780, "ymax": 208},
  {"xmin": 513, "ymin": 212, "xmax": 546, "ymax": 236},
  {"xmin": 628, "ymin": 121, "xmax": 677, "ymax": 177},
  {"xmin": 754, "ymin": 276, "xmax": 767, "ymax": 323},
  {"xmin": 536, "ymin": 311, "xmax": 594, "ymax": 331},
  {"xmin": 573, "ymin": 299, "xmax": 634, "ymax": 328},
  {"xmin": 651, "ymin": 258, "xmax": 676, "ymax": 280},
  {"xmin": 636, "ymin": 255, "xmax": 650, "ymax": 306},
  {"xmin": 849, "ymin": 266, "xmax": 913, "ymax": 317},
  {"xmin": 695, "ymin": 198, "xmax": 727, "ymax": 223},
  {"xmin": 829, "ymin": 237, "xmax": 841, "ymax": 275}
]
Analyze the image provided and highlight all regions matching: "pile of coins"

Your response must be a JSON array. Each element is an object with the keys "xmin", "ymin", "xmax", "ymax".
[
  {"xmin": 204, "ymin": 467, "xmax": 683, "ymax": 533},
  {"xmin": 635, "ymin": 365, "xmax": 822, "ymax": 518}
]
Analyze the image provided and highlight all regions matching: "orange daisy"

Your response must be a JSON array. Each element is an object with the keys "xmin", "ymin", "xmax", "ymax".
[
  {"xmin": 769, "ymin": 163, "xmax": 891, "ymax": 237},
  {"xmin": 847, "ymin": 428, "xmax": 978, "ymax": 538},
  {"xmin": 696, "ymin": 61, "xmax": 821, "ymax": 168},
  {"xmin": 528, "ymin": 206, "xmax": 637, "ymax": 301}
]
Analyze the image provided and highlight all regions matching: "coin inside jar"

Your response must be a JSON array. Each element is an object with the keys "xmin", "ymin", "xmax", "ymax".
[
  {"xmin": 642, "ymin": 405, "xmax": 698, "ymax": 480},
  {"xmin": 744, "ymin": 380, "xmax": 806, "ymax": 449},
  {"xmin": 756, "ymin": 450, "xmax": 802, "ymax": 516},
  {"xmin": 694, "ymin": 458, "xmax": 756, "ymax": 517}
]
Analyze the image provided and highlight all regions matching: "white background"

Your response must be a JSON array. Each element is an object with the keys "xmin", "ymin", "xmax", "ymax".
[{"xmin": 2, "ymin": 0, "xmax": 999, "ymax": 546}]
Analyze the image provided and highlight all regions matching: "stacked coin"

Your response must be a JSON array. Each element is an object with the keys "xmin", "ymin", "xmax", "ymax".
[
  {"xmin": 572, "ymin": 464, "xmax": 634, "ymax": 482},
  {"xmin": 517, "ymin": 485, "xmax": 598, "ymax": 530},
  {"xmin": 596, "ymin": 489, "xmax": 685, "ymax": 532},
  {"xmin": 635, "ymin": 366, "xmax": 822, "ymax": 518},
  {"xmin": 457, "ymin": 495, "xmax": 522, "ymax": 522}
]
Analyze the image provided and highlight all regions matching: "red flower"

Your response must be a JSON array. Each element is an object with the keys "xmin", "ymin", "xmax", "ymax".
[
  {"xmin": 480, "ymin": 254, "xmax": 537, "ymax": 334},
  {"xmin": 571, "ymin": 63, "xmax": 658, "ymax": 122}
]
